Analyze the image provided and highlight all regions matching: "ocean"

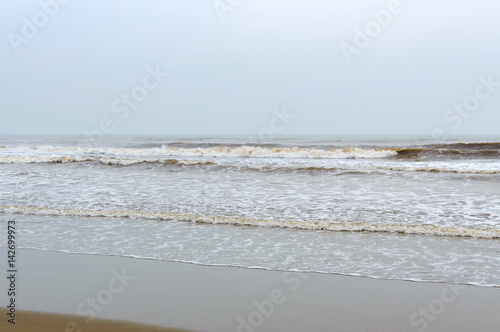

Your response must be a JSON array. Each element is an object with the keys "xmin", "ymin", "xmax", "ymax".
[{"xmin": 1, "ymin": 135, "xmax": 500, "ymax": 287}]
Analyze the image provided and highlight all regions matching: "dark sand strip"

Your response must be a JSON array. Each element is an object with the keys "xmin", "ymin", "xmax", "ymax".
[
  {"xmin": 0, "ymin": 248, "xmax": 499, "ymax": 331},
  {"xmin": 0, "ymin": 309, "xmax": 195, "ymax": 331}
]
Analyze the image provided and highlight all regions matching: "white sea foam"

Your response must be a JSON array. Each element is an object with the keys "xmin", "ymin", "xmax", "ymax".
[
  {"xmin": 2, "ymin": 205, "xmax": 499, "ymax": 238},
  {"xmin": 0, "ymin": 145, "xmax": 397, "ymax": 159},
  {"xmin": 1, "ymin": 145, "xmax": 499, "ymax": 174},
  {"xmin": 11, "ymin": 213, "xmax": 500, "ymax": 287},
  {"xmin": 2, "ymin": 137, "xmax": 500, "ymax": 287}
]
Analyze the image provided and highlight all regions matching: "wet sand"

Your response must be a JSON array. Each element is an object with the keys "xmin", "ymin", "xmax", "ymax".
[
  {"xmin": 0, "ymin": 248, "xmax": 499, "ymax": 331},
  {"xmin": 0, "ymin": 309, "xmax": 194, "ymax": 331}
]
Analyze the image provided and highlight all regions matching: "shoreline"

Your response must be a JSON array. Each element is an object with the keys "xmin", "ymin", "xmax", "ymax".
[
  {"xmin": 12, "ymin": 247, "xmax": 500, "ymax": 289},
  {"xmin": 0, "ymin": 248, "xmax": 499, "ymax": 331}
]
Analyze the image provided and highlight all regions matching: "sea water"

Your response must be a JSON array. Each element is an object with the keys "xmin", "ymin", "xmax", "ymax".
[{"xmin": 1, "ymin": 136, "xmax": 499, "ymax": 286}]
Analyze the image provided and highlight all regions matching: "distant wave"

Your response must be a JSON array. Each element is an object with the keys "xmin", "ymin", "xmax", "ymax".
[
  {"xmin": 0, "ymin": 155, "xmax": 214, "ymax": 166},
  {"xmin": 0, "ymin": 156, "xmax": 94, "ymax": 164},
  {"xmin": 293, "ymin": 165, "xmax": 500, "ymax": 174},
  {"xmin": 430, "ymin": 142, "xmax": 500, "ymax": 150},
  {"xmin": 1, "ymin": 143, "xmax": 499, "ymax": 174},
  {"xmin": 154, "ymin": 146, "xmax": 398, "ymax": 158},
  {"xmin": 2, "ymin": 142, "xmax": 499, "ymax": 159},
  {"xmin": 0, "ymin": 154, "xmax": 498, "ymax": 174},
  {"xmin": 395, "ymin": 147, "xmax": 500, "ymax": 159},
  {"xmin": 0, "ymin": 145, "xmax": 398, "ymax": 159},
  {"xmin": 2, "ymin": 205, "xmax": 499, "ymax": 239}
]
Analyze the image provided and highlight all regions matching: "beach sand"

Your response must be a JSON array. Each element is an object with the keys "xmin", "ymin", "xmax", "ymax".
[
  {"xmin": 0, "ymin": 309, "xmax": 194, "ymax": 331},
  {"xmin": 0, "ymin": 248, "xmax": 499, "ymax": 331}
]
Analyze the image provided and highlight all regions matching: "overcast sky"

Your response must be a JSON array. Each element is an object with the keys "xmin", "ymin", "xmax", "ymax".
[{"xmin": 1, "ymin": 0, "xmax": 499, "ymax": 136}]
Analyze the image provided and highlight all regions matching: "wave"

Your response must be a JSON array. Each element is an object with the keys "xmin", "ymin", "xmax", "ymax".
[
  {"xmin": 0, "ymin": 145, "xmax": 397, "ymax": 159},
  {"xmin": 138, "ymin": 141, "xmax": 500, "ymax": 152},
  {"xmin": 294, "ymin": 167, "xmax": 499, "ymax": 175},
  {"xmin": 1, "ymin": 154, "xmax": 497, "ymax": 174},
  {"xmin": 353, "ymin": 164, "xmax": 500, "ymax": 175},
  {"xmin": 2, "ymin": 143, "xmax": 499, "ymax": 160},
  {"xmin": 0, "ymin": 156, "xmax": 214, "ymax": 166},
  {"xmin": 430, "ymin": 142, "xmax": 500, "ymax": 150},
  {"xmin": 1, "ymin": 143, "xmax": 498, "ymax": 174},
  {"xmin": 394, "ymin": 147, "xmax": 500, "ymax": 159},
  {"xmin": 2, "ymin": 142, "xmax": 499, "ymax": 159},
  {"xmin": 2, "ymin": 205, "xmax": 499, "ymax": 239},
  {"xmin": 0, "ymin": 156, "xmax": 94, "ymax": 164},
  {"xmin": 264, "ymin": 164, "xmax": 500, "ymax": 175}
]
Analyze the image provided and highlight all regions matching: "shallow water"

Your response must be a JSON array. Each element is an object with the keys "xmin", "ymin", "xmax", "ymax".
[{"xmin": 1, "ymin": 136, "xmax": 499, "ymax": 286}]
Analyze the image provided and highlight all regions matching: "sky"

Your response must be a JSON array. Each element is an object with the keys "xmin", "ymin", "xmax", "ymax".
[{"xmin": 1, "ymin": 0, "xmax": 499, "ymax": 137}]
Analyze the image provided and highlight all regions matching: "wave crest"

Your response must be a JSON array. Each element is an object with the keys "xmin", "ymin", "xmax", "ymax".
[
  {"xmin": 0, "ymin": 145, "xmax": 398, "ymax": 159},
  {"xmin": 2, "ymin": 205, "xmax": 499, "ymax": 239}
]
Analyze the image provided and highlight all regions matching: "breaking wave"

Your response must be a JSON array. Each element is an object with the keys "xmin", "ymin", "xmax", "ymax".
[
  {"xmin": 2, "ymin": 143, "xmax": 500, "ymax": 160},
  {"xmin": 1, "ymin": 143, "xmax": 498, "ymax": 174},
  {"xmin": 0, "ymin": 145, "xmax": 397, "ymax": 159},
  {"xmin": 1, "ymin": 155, "xmax": 497, "ymax": 175},
  {"xmin": 0, "ymin": 155, "xmax": 214, "ymax": 166},
  {"xmin": 2, "ymin": 205, "xmax": 499, "ymax": 239}
]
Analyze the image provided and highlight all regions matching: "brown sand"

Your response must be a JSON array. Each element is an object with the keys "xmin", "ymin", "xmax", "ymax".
[
  {"xmin": 0, "ymin": 309, "xmax": 194, "ymax": 332},
  {"xmin": 1, "ymin": 248, "xmax": 499, "ymax": 331}
]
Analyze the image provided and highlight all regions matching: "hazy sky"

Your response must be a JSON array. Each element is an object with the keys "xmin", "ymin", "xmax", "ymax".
[{"xmin": 1, "ymin": 0, "xmax": 499, "ymax": 136}]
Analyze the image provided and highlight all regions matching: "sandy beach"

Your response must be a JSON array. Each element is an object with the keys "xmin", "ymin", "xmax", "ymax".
[
  {"xmin": 0, "ymin": 309, "xmax": 193, "ymax": 332},
  {"xmin": 0, "ymin": 248, "xmax": 498, "ymax": 331}
]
